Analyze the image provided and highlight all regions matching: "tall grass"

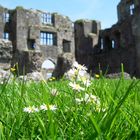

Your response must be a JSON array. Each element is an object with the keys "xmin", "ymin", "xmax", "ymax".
[{"xmin": 0, "ymin": 77, "xmax": 140, "ymax": 139}]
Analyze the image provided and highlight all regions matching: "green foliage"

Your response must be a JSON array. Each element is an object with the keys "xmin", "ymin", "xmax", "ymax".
[
  {"xmin": 16, "ymin": 6, "xmax": 24, "ymax": 10},
  {"xmin": 75, "ymin": 19, "xmax": 84, "ymax": 25},
  {"xmin": 0, "ymin": 78, "xmax": 140, "ymax": 139}
]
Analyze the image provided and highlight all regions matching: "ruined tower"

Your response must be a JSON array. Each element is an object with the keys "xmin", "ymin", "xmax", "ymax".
[
  {"xmin": 74, "ymin": 19, "xmax": 101, "ymax": 68},
  {"xmin": 74, "ymin": 0, "xmax": 140, "ymax": 77},
  {"xmin": 0, "ymin": 6, "xmax": 75, "ymax": 74}
]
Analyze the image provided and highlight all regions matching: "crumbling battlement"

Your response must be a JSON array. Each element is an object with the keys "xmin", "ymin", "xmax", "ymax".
[{"xmin": 74, "ymin": 20, "xmax": 101, "ymax": 65}]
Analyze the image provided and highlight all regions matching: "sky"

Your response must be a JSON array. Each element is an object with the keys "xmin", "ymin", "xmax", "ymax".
[{"xmin": 0, "ymin": 0, "xmax": 120, "ymax": 29}]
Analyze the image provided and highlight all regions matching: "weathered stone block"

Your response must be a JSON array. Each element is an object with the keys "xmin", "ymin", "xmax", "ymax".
[{"xmin": 53, "ymin": 53, "xmax": 75, "ymax": 78}]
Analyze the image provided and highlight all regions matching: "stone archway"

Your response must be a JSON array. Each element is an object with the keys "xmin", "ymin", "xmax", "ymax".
[{"xmin": 41, "ymin": 59, "xmax": 55, "ymax": 79}]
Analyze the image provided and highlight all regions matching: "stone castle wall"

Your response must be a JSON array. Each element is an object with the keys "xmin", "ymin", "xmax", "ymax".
[
  {"xmin": 0, "ymin": 6, "xmax": 75, "ymax": 74},
  {"xmin": 0, "ymin": 0, "xmax": 140, "ymax": 77},
  {"xmin": 75, "ymin": 0, "xmax": 140, "ymax": 77},
  {"xmin": 0, "ymin": 39, "xmax": 12, "ymax": 69}
]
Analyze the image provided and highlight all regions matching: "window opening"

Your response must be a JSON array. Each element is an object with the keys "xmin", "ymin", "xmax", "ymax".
[
  {"xmin": 101, "ymin": 38, "xmax": 104, "ymax": 50},
  {"xmin": 3, "ymin": 12, "xmax": 10, "ymax": 23},
  {"xmin": 28, "ymin": 39, "xmax": 35, "ymax": 50},
  {"xmin": 112, "ymin": 40, "xmax": 115, "ymax": 48},
  {"xmin": 3, "ymin": 32, "xmax": 9, "ymax": 40},
  {"xmin": 40, "ymin": 32, "xmax": 56, "ymax": 46},
  {"xmin": 130, "ymin": 4, "xmax": 135, "ymax": 15},
  {"xmin": 63, "ymin": 40, "xmax": 71, "ymax": 52},
  {"xmin": 41, "ymin": 13, "xmax": 52, "ymax": 24}
]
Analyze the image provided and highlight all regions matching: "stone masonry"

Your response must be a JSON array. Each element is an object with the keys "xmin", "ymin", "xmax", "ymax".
[
  {"xmin": 0, "ymin": 39, "xmax": 12, "ymax": 70},
  {"xmin": 0, "ymin": 6, "xmax": 75, "ymax": 74},
  {"xmin": 75, "ymin": 0, "xmax": 140, "ymax": 77},
  {"xmin": 0, "ymin": 0, "xmax": 140, "ymax": 77}
]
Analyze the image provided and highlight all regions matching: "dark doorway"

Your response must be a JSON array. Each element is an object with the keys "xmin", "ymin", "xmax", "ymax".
[{"xmin": 104, "ymin": 36, "xmax": 112, "ymax": 50}]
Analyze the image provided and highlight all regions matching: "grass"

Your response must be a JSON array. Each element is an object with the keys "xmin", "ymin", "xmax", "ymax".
[{"xmin": 0, "ymin": 77, "xmax": 140, "ymax": 140}]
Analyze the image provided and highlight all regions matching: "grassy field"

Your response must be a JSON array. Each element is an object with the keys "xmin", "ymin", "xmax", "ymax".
[
  {"xmin": 0, "ymin": 76, "xmax": 140, "ymax": 140},
  {"xmin": 0, "ymin": 62, "xmax": 139, "ymax": 140}
]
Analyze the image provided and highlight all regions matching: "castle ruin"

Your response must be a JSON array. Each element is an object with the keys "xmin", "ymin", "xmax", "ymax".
[
  {"xmin": 0, "ymin": 0, "xmax": 140, "ymax": 77},
  {"xmin": 75, "ymin": 0, "xmax": 140, "ymax": 77},
  {"xmin": 0, "ymin": 6, "xmax": 75, "ymax": 76}
]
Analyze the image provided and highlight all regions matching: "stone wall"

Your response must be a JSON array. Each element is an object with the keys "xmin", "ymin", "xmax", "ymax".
[
  {"xmin": 0, "ymin": 39, "xmax": 12, "ymax": 69},
  {"xmin": 0, "ymin": 6, "xmax": 75, "ymax": 74},
  {"xmin": 13, "ymin": 50, "xmax": 43, "ymax": 74},
  {"xmin": 75, "ymin": 20, "xmax": 101, "ymax": 67},
  {"xmin": 14, "ymin": 8, "xmax": 75, "ymax": 74},
  {"xmin": 74, "ymin": 0, "xmax": 140, "ymax": 77},
  {"xmin": 0, "ymin": 0, "xmax": 140, "ymax": 77},
  {"xmin": 132, "ymin": 0, "xmax": 140, "ymax": 76},
  {"xmin": 89, "ymin": 48, "xmax": 136, "ymax": 76}
]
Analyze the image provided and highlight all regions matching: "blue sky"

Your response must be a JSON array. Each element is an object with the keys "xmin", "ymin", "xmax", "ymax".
[{"xmin": 0, "ymin": 0, "xmax": 120, "ymax": 29}]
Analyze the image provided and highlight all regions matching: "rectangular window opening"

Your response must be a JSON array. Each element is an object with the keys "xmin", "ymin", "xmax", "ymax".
[
  {"xmin": 41, "ymin": 13, "xmax": 52, "ymax": 24},
  {"xmin": 112, "ymin": 40, "xmax": 115, "ymax": 48},
  {"xmin": 40, "ymin": 32, "xmax": 56, "ymax": 46},
  {"xmin": 3, "ymin": 32, "xmax": 9, "ymax": 40},
  {"xmin": 63, "ymin": 40, "xmax": 71, "ymax": 52},
  {"xmin": 3, "ymin": 12, "xmax": 10, "ymax": 23},
  {"xmin": 27, "ymin": 39, "xmax": 36, "ymax": 50},
  {"xmin": 130, "ymin": 4, "xmax": 135, "ymax": 15},
  {"xmin": 101, "ymin": 38, "xmax": 104, "ymax": 50}
]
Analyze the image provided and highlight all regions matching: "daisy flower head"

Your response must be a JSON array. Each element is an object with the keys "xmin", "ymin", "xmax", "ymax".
[
  {"xmin": 75, "ymin": 98, "xmax": 83, "ymax": 104},
  {"xmin": 78, "ymin": 69, "xmax": 87, "ymax": 77},
  {"xmin": 81, "ymin": 77, "xmax": 91, "ymax": 87},
  {"xmin": 48, "ymin": 105, "xmax": 57, "ymax": 111},
  {"xmin": 66, "ymin": 68, "xmax": 77, "ymax": 79},
  {"xmin": 69, "ymin": 82, "xmax": 85, "ymax": 92},
  {"xmin": 40, "ymin": 104, "xmax": 48, "ymax": 111},
  {"xmin": 73, "ymin": 61, "xmax": 87, "ymax": 71},
  {"xmin": 23, "ymin": 106, "xmax": 39, "ymax": 113},
  {"xmin": 84, "ymin": 93, "xmax": 100, "ymax": 105},
  {"xmin": 40, "ymin": 104, "xmax": 57, "ymax": 111},
  {"xmin": 51, "ymin": 88, "xmax": 59, "ymax": 96}
]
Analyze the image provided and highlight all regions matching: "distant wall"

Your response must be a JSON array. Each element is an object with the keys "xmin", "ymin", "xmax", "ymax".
[{"xmin": 74, "ymin": 0, "xmax": 140, "ymax": 77}]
